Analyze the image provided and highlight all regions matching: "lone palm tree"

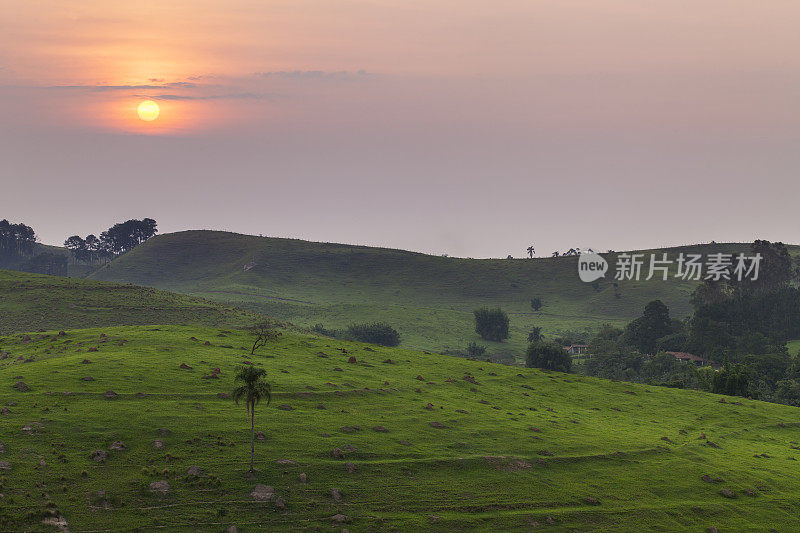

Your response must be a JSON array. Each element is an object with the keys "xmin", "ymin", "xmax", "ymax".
[
  {"xmin": 526, "ymin": 245, "xmax": 535, "ymax": 258},
  {"xmin": 232, "ymin": 366, "xmax": 272, "ymax": 474}
]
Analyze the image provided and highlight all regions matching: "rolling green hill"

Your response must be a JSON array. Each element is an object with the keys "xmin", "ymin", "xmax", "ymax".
[
  {"xmin": 0, "ymin": 269, "xmax": 256, "ymax": 335},
  {"xmin": 2, "ymin": 323, "xmax": 800, "ymax": 531},
  {"xmin": 89, "ymin": 231, "xmax": 794, "ymax": 358}
]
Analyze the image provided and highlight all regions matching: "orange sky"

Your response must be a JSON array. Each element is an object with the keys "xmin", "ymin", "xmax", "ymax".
[{"xmin": 2, "ymin": 1, "xmax": 800, "ymax": 255}]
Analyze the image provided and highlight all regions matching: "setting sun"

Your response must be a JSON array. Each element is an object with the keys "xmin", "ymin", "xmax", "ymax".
[{"xmin": 136, "ymin": 100, "xmax": 160, "ymax": 121}]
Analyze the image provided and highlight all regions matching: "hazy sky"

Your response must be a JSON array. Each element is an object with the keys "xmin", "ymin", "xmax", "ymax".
[{"xmin": 2, "ymin": 1, "xmax": 799, "ymax": 257}]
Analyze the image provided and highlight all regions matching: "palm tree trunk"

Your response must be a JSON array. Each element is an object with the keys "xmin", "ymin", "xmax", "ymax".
[{"xmin": 250, "ymin": 405, "xmax": 255, "ymax": 473}]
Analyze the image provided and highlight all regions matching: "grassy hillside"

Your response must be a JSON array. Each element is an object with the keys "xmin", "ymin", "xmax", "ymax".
[
  {"xmin": 0, "ymin": 269, "xmax": 256, "ymax": 335},
  {"xmin": 1, "ymin": 324, "xmax": 800, "ymax": 531},
  {"xmin": 89, "ymin": 231, "xmax": 793, "ymax": 358}
]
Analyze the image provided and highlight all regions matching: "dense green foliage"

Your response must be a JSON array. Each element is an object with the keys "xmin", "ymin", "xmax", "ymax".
[
  {"xmin": 473, "ymin": 307, "xmax": 510, "ymax": 342},
  {"xmin": 525, "ymin": 341, "xmax": 572, "ymax": 372},
  {"xmin": 345, "ymin": 322, "xmax": 401, "ymax": 346}
]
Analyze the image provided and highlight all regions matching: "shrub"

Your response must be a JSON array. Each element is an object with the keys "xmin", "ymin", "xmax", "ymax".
[
  {"xmin": 345, "ymin": 322, "xmax": 400, "ymax": 347},
  {"xmin": 474, "ymin": 307, "xmax": 510, "ymax": 342},
  {"xmin": 466, "ymin": 342, "xmax": 486, "ymax": 357},
  {"xmin": 526, "ymin": 342, "xmax": 572, "ymax": 373}
]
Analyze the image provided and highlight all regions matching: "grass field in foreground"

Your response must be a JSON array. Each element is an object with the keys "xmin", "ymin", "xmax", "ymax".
[{"xmin": 2, "ymin": 325, "xmax": 800, "ymax": 531}]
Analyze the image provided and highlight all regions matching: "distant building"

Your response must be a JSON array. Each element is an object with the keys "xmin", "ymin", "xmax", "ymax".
[
  {"xmin": 563, "ymin": 344, "xmax": 588, "ymax": 355},
  {"xmin": 666, "ymin": 351, "xmax": 708, "ymax": 365}
]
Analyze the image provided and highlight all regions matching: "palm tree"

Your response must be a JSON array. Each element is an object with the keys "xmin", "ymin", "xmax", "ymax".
[
  {"xmin": 232, "ymin": 365, "xmax": 272, "ymax": 474},
  {"xmin": 527, "ymin": 245, "xmax": 535, "ymax": 258}
]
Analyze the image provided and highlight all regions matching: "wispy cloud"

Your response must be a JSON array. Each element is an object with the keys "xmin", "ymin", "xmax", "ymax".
[
  {"xmin": 253, "ymin": 69, "xmax": 371, "ymax": 80},
  {"xmin": 135, "ymin": 92, "xmax": 274, "ymax": 101}
]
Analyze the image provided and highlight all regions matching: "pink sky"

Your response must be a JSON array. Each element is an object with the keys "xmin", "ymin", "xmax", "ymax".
[{"xmin": 2, "ymin": 1, "xmax": 799, "ymax": 257}]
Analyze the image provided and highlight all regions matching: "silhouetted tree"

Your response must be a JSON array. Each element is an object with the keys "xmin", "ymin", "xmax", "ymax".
[{"xmin": 0, "ymin": 219, "xmax": 36, "ymax": 259}]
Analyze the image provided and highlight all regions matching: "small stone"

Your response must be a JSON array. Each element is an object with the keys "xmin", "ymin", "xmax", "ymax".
[
  {"xmin": 109, "ymin": 441, "xmax": 126, "ymax": 450},
  {"xmin": 13, "ymin": 381, "xmax": 29, "ymax": 392},
  {"xmin": 299, "ymin": 473, "xmax": 307, "ymax": 483},
  {"xmin": 153, "ymin": 440, "xmax": 165, "ymax": 449},
  {"xmin": 330, "ymin": 488, "xmax": 342, "ymax": 501},
  {"xmin": 250, "ymin": 484, "xmax": 275, "ymax": 501},
  {"xmin": 103, "ymin": 390, "xmax": 117, "ymax": 398},
  {"xmin": 373, "ymin": 425, "xmax": 389, "ymax": 432},
  {"xmin": 186, "ymin": 466, "xmax": 204, "ymax": 476},
  {"xmin": 719, "ymin": 488, "xmax": 735, "ymax": 498},
  {"xmin": 149, "ymin": 480, "xmax": 170, "ymax": 494},
  {"xmin": 346, "ymin": 462, "xmax": 356, "ymax": 473},
  {"xmin": 429, "ymin": 421, "xmax": 446, "ymax": 428}
]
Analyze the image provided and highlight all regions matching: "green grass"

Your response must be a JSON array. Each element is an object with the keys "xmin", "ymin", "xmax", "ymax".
[
  {"xmin": 87, "ymin": 231, "xmax": 798, "ymax": 358},
  {"xmin": 0, "ymin": 269, "xmax": 257, "ymax": 335},
  {"xmin": 2, "ymin": 324, "xmax": 800, "ymax": 531}
]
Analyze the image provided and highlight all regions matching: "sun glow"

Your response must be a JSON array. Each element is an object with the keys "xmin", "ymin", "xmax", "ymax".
[{"xmin": 137, "ymin": 100, "xmax": 160, "ymax": 121}]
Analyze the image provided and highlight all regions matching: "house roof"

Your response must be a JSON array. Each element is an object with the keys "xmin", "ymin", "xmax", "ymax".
[{"xmin": 666, "ymin": 351, "xmax": 706, "ymax": 363}]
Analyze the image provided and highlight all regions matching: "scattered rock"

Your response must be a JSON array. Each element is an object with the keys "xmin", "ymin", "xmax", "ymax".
[
  {"xmin": 109, "ymin": 441, "xmax": 126, "ymax": 450},
  {"xmin": 0, "ymin": 461, "xmax": 10, "ymax": 470},
  {"xmin": 276, "ymin": 459, "xmax": 297, "ymax": 465},
  {"xmin": 332, "ymin": 447, "xmax": 344, "ymax": 459},
  {"xmin": 583, "ymin": 497, "xmax": 600, "ymax": 505},
  {"xmin": 399, "ymin": 440, "xmax": 411, "ymax": 446},
  {"xmin": 346, "ymin": 462, "xmax": 356, "ymax": 473},
  {"xmin": 149, "ymin": 480, "xmax": 170, "ymax": 494},
  {"xmin": 661, "ymin": 437, "xmax": 674, "ymax": 444},
  {"xmin": 153, "ymin": 440, "xmax": 165, "ymax": 449},
  {"xmin": 12, "ymin": 381, "xmax": 29, "ymax": 392},
  {"xmin": 179, "ymin": 363, "xmax": 193, "ymax": 370},
  {"xmin": 331, "ymin": 514, "xmax": 350, "ymax": 524},
  {"xmin": 250, "ymin": 484, "xmax": 275, "ymax": 501},
  {"xmin": 274, "ymin": 496, "xmax": 286, "ymax": 510},
  {"xmin": 103, "ymin": 390, "xmax": 118, "ymax": 399},
  {"xmin": 157, "ymin": 428, "xmax": 171, "ymax": 436},
  {"xmin": 80, "ymin": 359, "xmax": 91, "ymax": 364},
  {"xmin": 424, "ymin": 403, "xmax": 435, "ymax": 411},
  {"xmin": 186, "ymin": 466, "xmax": 204, "ymax": 476},
  {"xmin": 429, "ymin": 421, "xmax": 446, "ymax": 428},
  {"xmin": 373, "ymin": 425, "xmax": 389, "ymax": 432},
  {"xmin": 347, "ymin": 356, "xmax": 357, "ymax": 364},
  {"xmin": 719, "ymin": 488, "xmax": 735, "ymax": 499},
  {"xmin": 0, "ymin": 407, "xmax": 10, "ymax": 415},
  {"xmin": 331, "ymin": 488, "xmax": 342, "ymax": 501},
  {"xmin": 299, "ymin": 473, "xmax": 307, "ymax": 483},
  {"xmin": 256, "ymin": 431, "xmax": 266, "ymax": 441}
]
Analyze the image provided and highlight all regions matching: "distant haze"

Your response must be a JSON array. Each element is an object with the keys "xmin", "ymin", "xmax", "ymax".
[{"xmin": 2, "ymin": 1, "xmax": 799, "ymax": 258}]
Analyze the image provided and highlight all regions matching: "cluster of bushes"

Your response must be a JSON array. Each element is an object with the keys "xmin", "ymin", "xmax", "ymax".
[{"xmin": 312, "ymin": 322, "xmax": 401, "ymax": 347}]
